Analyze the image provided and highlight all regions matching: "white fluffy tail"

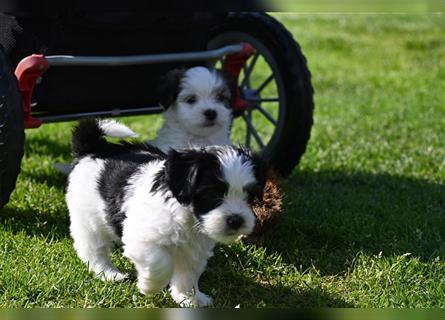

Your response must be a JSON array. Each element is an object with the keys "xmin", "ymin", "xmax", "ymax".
[{"xmin": 98, "ymin": 119, "xmax": 138, "ymax": 138}]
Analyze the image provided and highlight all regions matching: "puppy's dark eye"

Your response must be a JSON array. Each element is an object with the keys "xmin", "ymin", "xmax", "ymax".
[
  {"xmin": 216, "ymin": 92, "xmax": 228, "ymax": 102},
  {"xmin": 185, "ymin": 95, "xmax": 197, "ymax": 104}
]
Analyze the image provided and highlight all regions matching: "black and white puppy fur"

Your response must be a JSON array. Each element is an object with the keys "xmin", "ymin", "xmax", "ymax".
[
  {"xmin": 148, "ymin": 66, "xmax": 235, "ymax": 151},
  {"xmin": 66, "ymin": 119, "xmax": 267, "ymax": 307}
]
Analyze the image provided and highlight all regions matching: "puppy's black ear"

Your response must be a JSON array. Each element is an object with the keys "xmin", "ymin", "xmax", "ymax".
[
  {"xmin": 157, "ymin": 68, "xmax": 185, "ymax": 110},
  {"xmin": 217, "ymin": 69, "xmax": 238, "ymax": 104},
  {"xmin": 234, "ymin": 146, "xmax": 268, "ymax": 201},
  {"xmin": 252, "ymin": 153, "xmax": 269, "ymax": 200},
  {"xmin": 164, "ymin": 149, "xmax": 200, "ymax": 205}
]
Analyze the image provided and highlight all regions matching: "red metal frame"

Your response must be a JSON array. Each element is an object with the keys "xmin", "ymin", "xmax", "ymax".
[
  {"xmin": 222, "ymin": 43, "xmax": 256, "ymax": 112},
  {"xmin": 15, "ymin": 54, "xmax": 49, "ymax": 128}
]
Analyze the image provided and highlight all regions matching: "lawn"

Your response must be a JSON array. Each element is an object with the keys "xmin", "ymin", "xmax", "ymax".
[{"xmin": 0, "ymin": 13, "xmax": 444, "ymax": 307}]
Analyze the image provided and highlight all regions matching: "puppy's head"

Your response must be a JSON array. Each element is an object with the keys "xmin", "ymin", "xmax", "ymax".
[
  {"xmin": 162, "ymin": 146, "xmax": 267, "ymax": 243},
  {"xmin": 158, "ymin": 66, "xmax": 236, "ymax": 137}
]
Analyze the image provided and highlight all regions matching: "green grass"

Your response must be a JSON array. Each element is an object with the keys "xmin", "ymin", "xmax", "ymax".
[{"xmin": 1, "ymin": 13, "xmax": 444, "ymax": 307}]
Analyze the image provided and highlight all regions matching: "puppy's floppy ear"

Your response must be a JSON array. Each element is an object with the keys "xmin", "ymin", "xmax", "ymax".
[
  {"xmin": 217, "ymin": 69, "xmax": 237, "ymax": 104},
  {"xmin": 157, "ymin": 68, "xmax": 185, "ymax": 110},
  {"xmin": 252, "ymin": 153, "xmax": 268, "ymax": 201},
  {"xmin": 241, "ymin": 149, "xmax": 268, "ymax": 202},
  {"xmin": 164, "ymin": 149, "xmax": 198, "ymax": 205}
]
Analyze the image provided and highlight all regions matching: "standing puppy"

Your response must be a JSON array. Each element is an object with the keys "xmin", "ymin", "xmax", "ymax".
[{"xmin": 66, "ymin": 119, "xmax": 267, "ymax": 307}]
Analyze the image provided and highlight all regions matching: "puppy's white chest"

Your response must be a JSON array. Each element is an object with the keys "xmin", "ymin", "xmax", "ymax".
[{"xmin": 189, "ymin": 135, "xmax": 226, "ymax": 147}]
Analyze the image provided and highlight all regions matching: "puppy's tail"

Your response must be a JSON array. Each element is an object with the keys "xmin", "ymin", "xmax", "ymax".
[
  {"xmin": 98, "ymin": 119, "xmax": 138, "ymax": 138},
  {"xmin": 71, "ymin": 119, "xmax": 137, "ymax": 158}
]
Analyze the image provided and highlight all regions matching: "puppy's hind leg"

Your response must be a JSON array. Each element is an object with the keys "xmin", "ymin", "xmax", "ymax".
[{"xmin": 71, "ymin": 222, "xmax": 127, "ymax": 282}]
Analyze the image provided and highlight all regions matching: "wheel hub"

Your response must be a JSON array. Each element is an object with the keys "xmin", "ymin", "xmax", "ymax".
[{"xmin": 242, "ymin": 87, "xmax": 261, "ymax": 109}]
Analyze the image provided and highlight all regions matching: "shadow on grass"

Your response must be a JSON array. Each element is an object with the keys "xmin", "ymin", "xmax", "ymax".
[
  {"xmin": 0, "ymin": 135, "xmax": 70, "ymax": 239},
  {"xmin": 24, "ymin": 134, "xmax": 71, "ymax": 159},
  {"xmin": 22, "ymin": 133, "xmax": 71, "ymax": 190},
  {"xmin": 208, "ymin": 276, "xmax": 352, "ymax": 307},
  {"xmin": 24, "ymin": 167, "xmax": 68, "ymax": 191},
  {"xmin": 21, "ymin": 167, "xmax": 67, "ymax": 193},
  {"xmin": 263, "ymin": 169, "xmax": 445, "ymax": 275},
  {"xmin": 0, "ymin": 204, "xmax": 70, "ymax": 240},
  {"xmin": 202, "ymin": 250, "xmax": 353, "ymax": 307}
]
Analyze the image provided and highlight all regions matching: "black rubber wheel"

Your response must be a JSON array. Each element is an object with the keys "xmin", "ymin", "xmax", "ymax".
[
  {"xmin": 207, "ymin": 13, "xmax": 314, "ymax": 177},
  {"xmin": 0, "ymin": 45, "xmax": 24, "ymax": 209}
]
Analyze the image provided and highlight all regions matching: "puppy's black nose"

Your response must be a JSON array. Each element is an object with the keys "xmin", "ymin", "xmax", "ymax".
[
  {"xmin": 226, "ymin": 214, "xmax": 244, "ymax": 230},
  {"xmin": 204, "ymin": 109, "xmax": 217, "ymax": 121}
]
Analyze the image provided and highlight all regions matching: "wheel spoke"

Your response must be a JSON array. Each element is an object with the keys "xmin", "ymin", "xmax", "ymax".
[
  {"xmin": 247, "ymin": 97, "xmax": 280, "ymax": 103},
  {"xmin": 242, "ymin": 113, "xmax": 265, "ymax": 150},
  {"xmin": 245, "ymin": 110, "xmax": 252, "ymax": 148},
  {"xmin": 254, "ymin": 105, "xmax": 277, "ymax": 126},
  {"xmin": 255, "ymin": 74, "xmax": 274, "ymax": 94},
  {"xmin": 240, "ymin": 53, "xmax": 259, "ymax": 88}
]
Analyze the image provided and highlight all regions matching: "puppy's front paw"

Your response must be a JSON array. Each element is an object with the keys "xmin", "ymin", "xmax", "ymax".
[
  {"xmin": 96, "ymin": 270, "xmax": 128, "ymax": 282},
  {"xmin": 170, "ymin": 290, "xmax": 213, "ymax": 307},
  {"xmin": 172, "ymin": 293, "xmax": 195, "ymax": 308},
  {"xmin": 195, "ymin": 291, "xmax": 213, "ymax": 307},
  {"xmin": 109, "ymin": 272, "xmax": 128, "ymax": 282},
  {"xmin": 137, "ymin": 277, "xmax": 166, "ymax": 295}
]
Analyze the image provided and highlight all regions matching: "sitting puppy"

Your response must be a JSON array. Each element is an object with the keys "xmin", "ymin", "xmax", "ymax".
[
  {"xmin": 66, "ymin": 119, "xmax": 267, "ymax": 307},
  {"xmin": 150, "ymin": 66, "xmax": 234, "ymax": 151}
]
